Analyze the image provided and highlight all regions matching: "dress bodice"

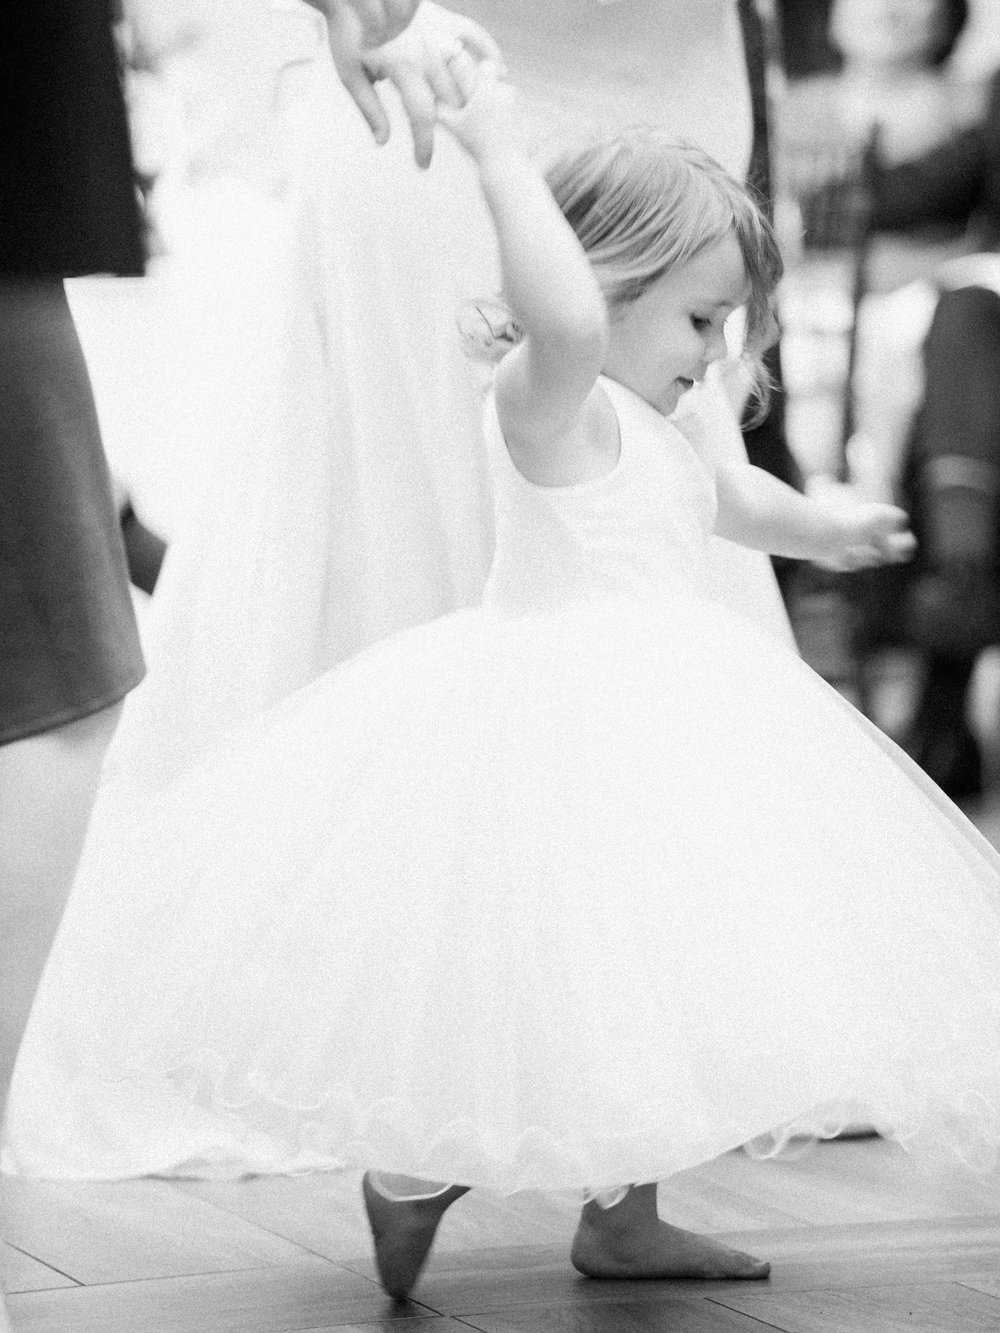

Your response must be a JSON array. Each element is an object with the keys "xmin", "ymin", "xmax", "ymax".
[{"xmin": 482, "ymin": 377, "xmax": 719, "ymax": 614}]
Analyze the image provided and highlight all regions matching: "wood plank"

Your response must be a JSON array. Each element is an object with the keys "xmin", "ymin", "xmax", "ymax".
[
  {"xmin": 180, "ymin": 1172, "xmax": 577, "ymax": 1268},
  {"xmin": 308, "ymin": 1323, "xmax": 464, "ymax": 1332},
  {"xmin": 752, "ymin": 1140, "xmax": 1000, "ymax": 1225},
  {"xmin": 0, "ymin": 1243, "xmax": 77, "ymax": 1294},
  {"xmin": 713, "ymin": 1280, "xmax": 1000, "ymax": 1332},
  {"xmin": 450, "ymin": 1296, "xmax": 783, "ymax": 1330},
  {"xmin": 657, "ymin": 1153, "xmax": 805, "ymax": 1233},
  {"xmin": 4, "ymin": 1260, "xmax": 414, "ymax": 1333},
  {"xmin": 399, "ymin": 1259, "xmax": 771, "ymax": 1318},
  {"xmin": 683, "ymin": 1142, "xmax": 1000, "ymax": 1229},
  {"xmin": 1, "ymin": 1177, "xmax": 318, "ymax": 1284},
  {"xmin": 713, "ymin": 1213, "xmax": 1000, "ymax": 1263},
  {"xmin": 408, "ymin": 1216, "xmax": 1000, "ymax": 1315},
  {"xmin": 958, "ymin": 1275, "xmax": 1000, "ymax": 1298},
  {"xmin": 177, "ymin": 1173, "xmax": 374, "ymax": 1265},
  {"xmin": 683, "ymin": 1216, "xmax": 1000, "ymax": 1297}
]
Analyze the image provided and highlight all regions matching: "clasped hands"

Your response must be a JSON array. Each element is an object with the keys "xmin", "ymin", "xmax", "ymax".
[{"xmin": 312, "ymin": 0, "xmax": 504, "ymax": 168}]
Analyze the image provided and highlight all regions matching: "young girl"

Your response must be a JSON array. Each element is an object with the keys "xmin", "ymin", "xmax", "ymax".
[{"xmin": 65, "ymin": 56, "xmax": 1000, "ymax": 1300}]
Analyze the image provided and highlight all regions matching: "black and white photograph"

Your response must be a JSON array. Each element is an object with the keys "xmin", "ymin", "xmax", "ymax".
[{"xmin": 3, "ymin": 2, "xmax": 1000, "ymax": 1329}]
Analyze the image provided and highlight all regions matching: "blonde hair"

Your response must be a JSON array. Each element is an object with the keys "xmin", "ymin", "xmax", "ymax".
[
  {"xmin": 546, "ymin": 129, "xmax": 783, "ymax": 416},
  {"xmin": 462, "ymin": 128, "xmax": 783, "ymax": 416}
]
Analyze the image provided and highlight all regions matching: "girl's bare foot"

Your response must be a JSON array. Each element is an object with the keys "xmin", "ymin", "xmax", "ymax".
[
  {"xmin": 361, "ymin": 1172, "xmax": 469, "ymax": 1299},
  {"xmin": 570, "ymin": 1183, "xmax": 770, "ymax": 1281}
]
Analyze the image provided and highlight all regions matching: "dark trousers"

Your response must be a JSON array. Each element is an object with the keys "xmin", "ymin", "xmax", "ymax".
[{"xmin": 904, "ymin": 284, "xmax": 1000, "ymax": 798}]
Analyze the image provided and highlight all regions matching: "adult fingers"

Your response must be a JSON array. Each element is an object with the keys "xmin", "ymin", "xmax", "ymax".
[
  {"xmin": 390, "ymin": 63, "xmax": 438, "ymax": 167},
  {"xmin": 341, "ymin": 60, "xmax": 391, "ymax": 145},
  {"xmin": 380, "ymin": 0, "xmax": 421, "ymax": 42},
  {"xmin": 326, "ymin": 6, "xmax": 391, "ymax": 143}
]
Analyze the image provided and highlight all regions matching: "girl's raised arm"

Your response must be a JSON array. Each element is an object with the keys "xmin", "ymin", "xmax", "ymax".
[{"xmin": 439, "ymin": 58, "xmax": 609, "ymax": 480}]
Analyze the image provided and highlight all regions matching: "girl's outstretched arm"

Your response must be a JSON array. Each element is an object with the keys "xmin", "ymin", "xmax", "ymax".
[
  {"xmin": 715, "ymin": 461, "xmax": 916, "ymax": 570},
  {"xmin": 439, "ymin": 58, "xmax": 610, "ymax": 481}
]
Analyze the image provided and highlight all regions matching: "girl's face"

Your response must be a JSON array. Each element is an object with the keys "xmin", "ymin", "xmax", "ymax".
[
  {"xmin": 602, "ymin": 232, "xmax": 749, "ymax": 417},
  {"xmin": 830, "ymin": 0, "xmax": 946, "ymax": 69}
]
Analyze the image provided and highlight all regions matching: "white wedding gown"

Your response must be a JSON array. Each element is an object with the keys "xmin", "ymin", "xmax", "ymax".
[{"xmin": 4, "ymin": 0, "xmax": 792, "ymax": 1180}]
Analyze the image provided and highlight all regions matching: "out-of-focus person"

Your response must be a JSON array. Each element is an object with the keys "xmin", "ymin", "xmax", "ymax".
[
  {"xmin": 774, "ymin": 0, "xmax": 980, "ymax": 487},
  {"xmin": 866, "ymin": 62, "xmax": 1000, "ymax": 800},
  {"xmin": 783, "ymin": 0, "xmax": 980, "ymax": 166},
  {"xmin": 779, "ymin": 0, "xmax": 1000, "ymax": 795},
  {"xmin": 0, "ymin": 3, "xmax": 147, "ymax": 1328}
]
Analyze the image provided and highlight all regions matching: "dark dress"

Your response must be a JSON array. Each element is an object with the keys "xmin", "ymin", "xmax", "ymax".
[{"xmin": 0, "ymin": 0, "xmax": 146, "ymax": 744}]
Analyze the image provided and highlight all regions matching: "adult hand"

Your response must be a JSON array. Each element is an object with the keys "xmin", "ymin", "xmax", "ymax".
[
  {"xmin": 328, "ymin": 1, "xmax": 504, "ymax": 168},
  {"xmin": 304, "ymin": 0, "xmax": 422, "ymax": 49},
  {"xmin": 346, "ymin": 0, "xmax": 423, "ymax": 46}
]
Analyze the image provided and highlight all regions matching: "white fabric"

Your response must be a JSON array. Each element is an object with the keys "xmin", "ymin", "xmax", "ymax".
[
  {"xmin": 4, "ymin": 0, "xmax": 792, "ymax": 1179},
  {"xmin": 9, "ymin": 379, "xmax": 1000, "ymax": 1195}
]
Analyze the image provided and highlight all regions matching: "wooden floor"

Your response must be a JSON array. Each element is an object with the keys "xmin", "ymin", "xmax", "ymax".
[{"xmin": 3, "ymin": 1137, "xmax": 999, "ymax": 1331}]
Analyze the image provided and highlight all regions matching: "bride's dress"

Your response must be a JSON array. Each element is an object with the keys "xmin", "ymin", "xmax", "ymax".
[{"xmin": 4, "ymin": 0, "xmax": 791, "ymax": 1179}]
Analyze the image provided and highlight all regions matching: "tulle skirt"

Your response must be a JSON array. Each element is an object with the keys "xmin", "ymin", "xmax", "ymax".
[{"xmin": 31, "ymin": 588, "xmax": 1000, "ymax": 1194}]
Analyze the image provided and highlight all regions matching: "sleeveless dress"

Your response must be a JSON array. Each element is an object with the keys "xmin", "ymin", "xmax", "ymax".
[{"xmin": 21, "ymin": 377, "xmax": 1000, "ymax": 1195}]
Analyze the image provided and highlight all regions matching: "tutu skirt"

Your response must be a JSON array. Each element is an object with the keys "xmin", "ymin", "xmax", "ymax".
[{"xmin": 66, "ymin": 587, "xmax": 1000, "ymax": 1194}]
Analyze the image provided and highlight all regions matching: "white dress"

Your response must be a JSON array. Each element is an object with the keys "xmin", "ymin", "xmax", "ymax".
[{"xmin": 19, "ymin": 379, "xmax": 1000, "ymax": 1195}]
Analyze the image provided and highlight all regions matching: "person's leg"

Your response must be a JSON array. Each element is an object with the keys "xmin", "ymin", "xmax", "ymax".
[
  {"xmin": 905, "ymin": 654, "xmax": 982, "ymax": 797},
  {"xmin": 902, "ymin": 285, "xmax": 1000, "ymax": 797},
  {"xmin": 570, "ymin": 1182, "xmax": 770, "ymax": 1280},
  {"xmin": 362, "ymin": 1172, "xmax": 470, "ymax": 1299},
  {"xmin": 0, "ymin": 701, "xmax": 123, "ymax": 1328}
]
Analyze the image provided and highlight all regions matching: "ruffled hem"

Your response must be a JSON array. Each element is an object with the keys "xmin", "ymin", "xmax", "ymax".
[{"xmin": 92, "ymin": 1022, "xmax": 1000, "ymax": 1193}]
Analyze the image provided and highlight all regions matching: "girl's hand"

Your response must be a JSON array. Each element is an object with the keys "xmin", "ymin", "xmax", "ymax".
[
  {"xmin": 818, "ymin": 500, "xmax": 917, "ymax": 572},
  {"xmin": 436, "ymin": 52, "xmax": 525, "ymax": 165}
]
